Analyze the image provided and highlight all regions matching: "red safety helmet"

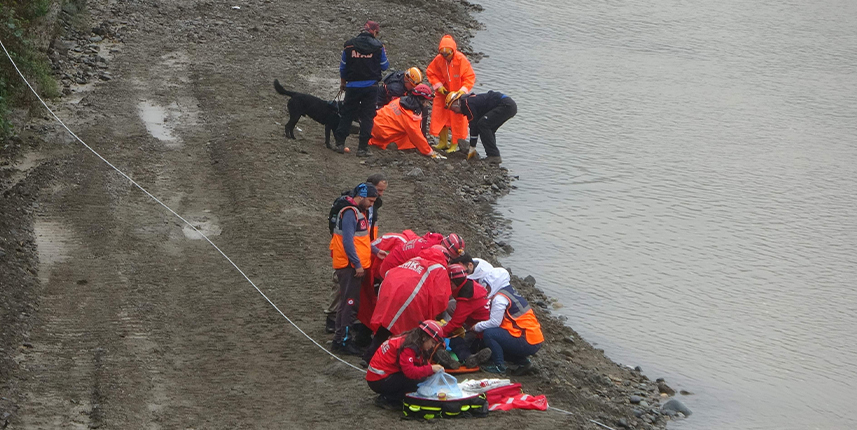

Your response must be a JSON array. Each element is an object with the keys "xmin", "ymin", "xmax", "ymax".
[
  {"xmin": 441, "ymin": 233, "xmax": 465, "ymax": 256},
  {"xmin": 429, "ymin": 244, "xmax": 452, "ymax": 261},
  {"xmin": 411, "ymin": 84, "xmax": 433, "ymax": 101},
  {"xmin": 448, "ymin": 263, "xmax": 469, "ymax": 289},
  {"xmin": 420, "ymin": 320, "xmax": 444, "ymax": 343}
]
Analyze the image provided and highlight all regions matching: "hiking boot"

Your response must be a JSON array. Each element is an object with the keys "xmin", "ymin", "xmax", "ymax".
[
  {"xmin": 326, "ymin": 141, "xmax": 335, "ymax": 151},
  {"xmin": 466, "ymin": 148, "xmax": 479, "ymax": 160},
  {"xmin": 355, "ymin": 148, "xmax": 372, "ymax": 157},
  {"xmin": 331, "ymin": 340, "xmax": 363, "ymax": 356},
  {"xmin": 481, "ymin": 363, "xmax": 507, "ymax": 375},
  {"xmin": 333, "ymin": 143, "xmax": 345, "ymax": 154},
  {"xmin": 464, "ymin": 348, "xmax": 492, "ymax": 369},
  {"xmin": 433, "ymin": 348, "xmax": 461, "ymax": 370},
  {"xmin": 325, "ymin": 316, "xmax": 335, "ymax": 334},
  {"xmin": 359, "ymin": 359, "xmax": 369, "ymax": 369},
  {"xmin": 511, "ymin": 358, "xmax": 536, "ymax": 376},
  {"xmin": 374, "ymin": 395, "xmax": 401, "ymax": 411},
  {"xmin": 485, "ymin": 155, "xmax": 503, "ymax": 164}
]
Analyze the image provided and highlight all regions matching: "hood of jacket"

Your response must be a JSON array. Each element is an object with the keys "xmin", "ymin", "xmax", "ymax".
[
  {"xmin": 438, "ymin": 34, "xmax": 457, "ymax": 53},
  {"xmin": 483, "ymin": 268, "xmax": 510, "ymax": 298},
  {"xmin": 399, "ymin": 95, "xmax": 423, "ymax": 116},
  {"xmin": 468, "ymin": 257, "xmax": 494, "ymax": 282},
  {"xmin": 417, "ymin": 246, "xmax": 450, "ymax": 268},
  {"xmin": 352, "ymin": 32, "xmax": 384, "ymax": 55}
]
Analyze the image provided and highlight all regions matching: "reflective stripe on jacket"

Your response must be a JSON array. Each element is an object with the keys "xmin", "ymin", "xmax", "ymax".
[
  {"xmin": 496, "ymin": 285, "xmax": 545, "ymax": 345},
  {"xmin": 330, "ymin": 206, "xmax": 371, "ymax": 269}
]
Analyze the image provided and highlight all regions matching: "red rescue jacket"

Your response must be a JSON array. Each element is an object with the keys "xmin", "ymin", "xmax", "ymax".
[
  {"xmin": 378, "ymin": 232, "xmax": 444, "ymax": 279},
  {"xmin": 442, "ymin": 280, "xmax": 490, "ymax": 338},
  {"xmin": 370, "ymin": 247, "xmax": 451, "ymax": 334},
  {"xmin": 366, "ymin": 336, "xmax": 434, "ymax": 382},
  {"xmin": 358, "ymin": 230, "xmax": 420, "ymax": 326}
]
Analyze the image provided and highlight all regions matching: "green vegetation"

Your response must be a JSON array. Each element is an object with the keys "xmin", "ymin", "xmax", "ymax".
[{"xmin": 1, "ymin": 0, "xmax": 62, "ymax": 139}]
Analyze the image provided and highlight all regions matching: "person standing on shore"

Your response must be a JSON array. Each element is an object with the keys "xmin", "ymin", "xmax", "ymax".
[
  {"xmin": 329, "ymin": 183, "xmax": 388, "ymax": 355},
  {"xmin": 334, "ymin": 20, "xmax": 389, "ymax": 157},
  {"xmin": 446, "ymin": 90, "xmax": 517, "ymax": 164},
  {"xmin": 426, "ymin": 34, "xmax": 475, "ymax": 154}
]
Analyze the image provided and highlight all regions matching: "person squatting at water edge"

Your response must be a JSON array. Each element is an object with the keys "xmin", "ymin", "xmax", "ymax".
[
  {"xmin": 376, "ymin": 232, "xmax": 465, "ymax": 281},
  {"xmin": 445, "ymin": 90, "xmax": 517, "ymax": 164},
  {"xmin": 325, "ymin": 174, "xmax": 389, "ymax": 334},
  {"xmin": 366, "ymin": 320, "xmax": 445, "ymax": 410},
  {"xmin": 329, "ymin": 182, "xmax": 388, "ymax": 355},
  {"xmin": 334, "ymin": 20, "xmax": 389, "ymax": 157},
  {"xmin": 427, "ymin": 34, "xmax": 476, "ymax": 154},
  {"xmin": 368, "ymin": 84, "xmax": 445, "ymax": 159}
]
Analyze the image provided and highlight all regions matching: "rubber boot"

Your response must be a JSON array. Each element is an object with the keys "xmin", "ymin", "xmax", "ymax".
[
  {"xmin": 446, "ymin": 142, "xmax": 459, "ymax": 154},
  {"xmin": 433, "ymin": 126, "xmax": 449, "ymax": 150}
]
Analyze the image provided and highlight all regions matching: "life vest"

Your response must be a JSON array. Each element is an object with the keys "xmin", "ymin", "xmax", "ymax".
[
  {"xmin": 329, "ymin": 205, "xmax": 371, "ymax": 269},
  {"xmin": 495, "ymin": 285, "xmax": 544, "ymax": 345},
  {"xmin": 366, "ymin": 336, "xmax": 426, "ymax": 382}
]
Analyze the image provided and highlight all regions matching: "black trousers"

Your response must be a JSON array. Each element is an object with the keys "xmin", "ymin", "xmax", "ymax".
[
  {"xmin": 367, "ymin": 372, "xmax": 426, "ymax": 402},
  {"xmin": 475, "ymin": 97, "xmax": 517, "ymax": 157},
  {"xmin": 335, "ymin": 85, "xmax": 379, "ymax": 150},
  {"xmin": 363, "ymin": 326, "xmax": 392, "ymax": 363}
]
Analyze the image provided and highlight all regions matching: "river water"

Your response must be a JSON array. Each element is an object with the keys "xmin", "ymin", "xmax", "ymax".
[{"xmin": 470, "ymin": 0, "xmax": 857, "ymax": 429}]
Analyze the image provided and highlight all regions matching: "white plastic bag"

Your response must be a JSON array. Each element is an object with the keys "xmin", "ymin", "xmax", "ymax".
[{"xmin": 416, "ymin": 372, "xmax": 463, "ymax": 399}]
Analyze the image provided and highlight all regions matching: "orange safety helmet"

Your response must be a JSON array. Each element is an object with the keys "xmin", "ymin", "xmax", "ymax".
[
  {"xmin": 444, "ymin": 90, "xmax": 465, "ymax": 109},
  {"xmin": 439, "ymin": 46, "xmax": 454, "ymax": 59},
  {"xmin": 404, "ymin": 67, "xmax": 424, "ymax": 86}
]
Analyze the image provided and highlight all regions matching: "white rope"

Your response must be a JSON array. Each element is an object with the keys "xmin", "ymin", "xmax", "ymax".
[{"xmin": 0, "ymin": 38, "xmax": 363, "ymax": 373}]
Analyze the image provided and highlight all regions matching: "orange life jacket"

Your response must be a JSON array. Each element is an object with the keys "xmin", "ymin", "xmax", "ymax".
[
  {"xmin": 329, "ymin": 205, "xmax": 371, "ymax": 269},
  {"xmin": 495, "ymin": 285, "xmax": 544, "ymax": 345}
]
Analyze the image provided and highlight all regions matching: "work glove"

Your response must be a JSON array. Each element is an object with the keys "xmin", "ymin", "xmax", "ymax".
[
  {"xmin": 437, "ymin": 86, "xmax": 449, "ymax": 96},
  {"xmin": 450, "ymin": 327, "xmax": 466, "ymax": 338},
  {"xmin": 430, "ymin": 151, "xmax": 447, "ymax": 160}
]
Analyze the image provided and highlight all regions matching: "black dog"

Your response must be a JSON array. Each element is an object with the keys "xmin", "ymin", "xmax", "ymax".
[{"xmin": 273, "ymin": 79, "xmax": 341, "ymax": 147}]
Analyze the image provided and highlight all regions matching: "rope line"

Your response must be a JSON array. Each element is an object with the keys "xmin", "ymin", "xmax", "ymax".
[
  {"xmin": 2, "ymin": 38, "xmax": 619, "ymax": 428},
  {"xmin": 0, "ymin": 38, "xmax": 363, "ymax": 373}
]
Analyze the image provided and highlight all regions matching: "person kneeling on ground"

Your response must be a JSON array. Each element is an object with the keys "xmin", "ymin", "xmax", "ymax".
[
  {"xmin": 368, "ymin": 84, "xmax": 444, "ymax": 158},
  {"xmin": 433, "ymin": 263, "xmax": 492, "ymax": 370},
  {"xmin": 446, "ymin": 90, "xmax": 517, "ymax": 164},
  {"xmin": 366, "ymin": 320, "xmax": 445, "ymax": 409},
  {"xmin": 471, "ymin": 266, "xmax": 544, "ymax": 375}
]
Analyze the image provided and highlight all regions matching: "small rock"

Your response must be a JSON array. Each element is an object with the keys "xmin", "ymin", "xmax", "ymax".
[
  {"xmin": 656, "ymin": 378, "xmax": 665, "ymax": 383},
  {"xmin": 634, "ymin": 365, "xmax": 643, "ymax": 372},
  {"xmin": 523, "ymin": 275, "xmax": 536, "ymax": 286},
  {"xmin": 617, "ymin": 418, "xmax": 630, "ymax": 429},
  {"xmin": 629, "ymin": 395, "xmax": 642, "ymax": 404},
  {"xmin": 89, "ymin": 35, "xmax": 103, "ymax": 43},
  {"xmin": 640, "ymin": 400, "xmax": 649, "ymax": 408},
  {"xmin": 633, "ymin": 409, "xmax": 643, "ymax": 418},
  {"xmin": 661, "ymin": 399, "xmax": 692, "ymax": 417},
  {"xmin": 679, "ymin": 390, "xmax": 693, "ymax": 395},
  {"xmin": 406, "ymin": 168, "xmax": 424, "ymax": 178},
  {"xmin": 658, "ymin": 382, "xmax": 675, "ymax": 396}
]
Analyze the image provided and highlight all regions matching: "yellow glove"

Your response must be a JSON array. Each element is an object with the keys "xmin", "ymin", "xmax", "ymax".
[
  {"xmin": 430, "ymin": 151, "xmax": 447, "ymax": 160},
  {"xmin": 450, "ymin": 327, "xmax": 466, "ymax": 338},
  {"xmin": 437, "ymin": 86, "xmax": 449, "ymax": 96}
]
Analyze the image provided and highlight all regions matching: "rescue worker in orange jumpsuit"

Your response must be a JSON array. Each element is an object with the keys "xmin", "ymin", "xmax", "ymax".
[
  {"xmin": 471, "ymin": 267, "xmax": 544, "ymax": 375},
  {"xmin": 363, "ymin": 246, "xmax": 452, "ymax": 363},
  {"xmin": 368, "ymin": 84, "xmax": 441, "ymax": 158},
  {"xmin": 426, "ymin": 34, "xmax": 476, "ymax": 154},
  {"xmin": 366, "ymin": 320, "xmax": 445, "ymax": 408},
  {"xmin": 329, "ymin": 183, "xmax": 388, "ymax": 355}
]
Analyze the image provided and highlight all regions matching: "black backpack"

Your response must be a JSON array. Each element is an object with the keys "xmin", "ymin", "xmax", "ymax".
[{"xmin": 328, "ymin": 191, "xmax": 355, "ymax": 235}]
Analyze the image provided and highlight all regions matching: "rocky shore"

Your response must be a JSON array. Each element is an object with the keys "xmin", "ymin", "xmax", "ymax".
[{"xmin": 2, "ymin": 0, "xmax": 689, "ymax": 428}]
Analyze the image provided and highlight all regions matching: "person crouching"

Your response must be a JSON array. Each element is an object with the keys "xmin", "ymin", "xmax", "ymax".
[{"xmin": 366, "ymin": 320, "xmax": 445, "ymax": 409}]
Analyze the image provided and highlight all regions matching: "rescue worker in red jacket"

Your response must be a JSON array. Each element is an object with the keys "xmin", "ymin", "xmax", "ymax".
[
  {"xmin": 426, "ymin": 34, "xmax": 476, "ymax": 154},
  {"xmin": 472, "ymin": 267, "xmax": 544, "ymax": 375},
  {"xmin": 364, "ymin": 246, "xmax": 452, "ymax": 363},
  {"xmin": 329, "ymin": 183, "xmax": 388, "ymax": 355},
  {"xmin": 378, "ymin": 232, "xmax": 464, "ymax": 280},
  {"xmin": 438, "ymin": 264, "xmax": 493, "ymax": 369},
  {"xmin": 368, "ymin": 84, "xmax": 442, "ymax": 158},
  {"xmin": 356, "ymin": 229, "xmax": 420, "ymax": 330},
  {"xmin": 366, "ymin": 320, "xmax": 445, "ymax": 408}
]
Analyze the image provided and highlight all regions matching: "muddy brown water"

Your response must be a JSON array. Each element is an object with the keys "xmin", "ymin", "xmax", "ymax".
[{"xmin": 472, "ymin": 0, "xmax": 857, "ymax": 429}]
